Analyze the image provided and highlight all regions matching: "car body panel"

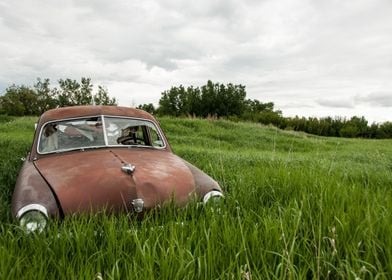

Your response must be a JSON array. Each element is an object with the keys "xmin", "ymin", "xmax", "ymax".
[
  {"xmin": 12, "ymin": 160, "xmax": 60, "ymax": 217},
  {"xmin": 34, "ymin": 148, "xmax": 195, "ymax": 214},
  {"xmin": 182, "ymin": 160, "xmax": 222, "ymax": 197}
]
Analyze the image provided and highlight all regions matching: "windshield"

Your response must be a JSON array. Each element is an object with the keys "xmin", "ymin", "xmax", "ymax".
[{"xmin": 38, "ymin": 116, "xmax": 165, "ymax": 154}]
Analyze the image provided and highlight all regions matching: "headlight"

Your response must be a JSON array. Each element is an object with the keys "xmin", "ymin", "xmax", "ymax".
[
  {"xmin": 203, "ymin": 190, "xmax": 224, "ymax": 204},
  {"xmin": 16, "ymin": 204, "xmax": 48, "ymax": 233}
]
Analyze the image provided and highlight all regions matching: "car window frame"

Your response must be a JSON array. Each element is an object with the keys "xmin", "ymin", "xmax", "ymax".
[{"xmin": 37, "ymin": 115, "xmax": 167, "ymax": 155}]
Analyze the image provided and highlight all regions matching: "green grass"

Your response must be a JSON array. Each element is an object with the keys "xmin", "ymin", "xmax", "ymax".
[{"xmin": 0, "ymin": 116, "xmax": 391, "ymax": 279}]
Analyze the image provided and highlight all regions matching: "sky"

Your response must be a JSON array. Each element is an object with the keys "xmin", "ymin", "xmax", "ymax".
[{"xmin": 0, "ymin": 0, "xmax": 391, "ymax": 123}]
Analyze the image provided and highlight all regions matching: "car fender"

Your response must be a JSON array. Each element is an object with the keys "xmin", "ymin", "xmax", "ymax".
[
  {"xmin": 182, "ymin": 160, "xmax": 222, "ymax": 198},
  {"xmin": 11, "ymin": 160, "xmax": 60, "ymax": 218}
]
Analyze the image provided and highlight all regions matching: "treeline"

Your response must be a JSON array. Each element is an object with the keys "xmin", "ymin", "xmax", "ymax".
[
  {"xmin": 138, "ymin": 80, "xmax": 392, "ymax": 139},
  {"xmin": 281, "ymin": 116, "xmax": 392, "ymax": 139},
  {"xmin": 1, "ymin": 78, "xmax": 391, "ymax": 138},
  {"xmin": 0, "ymin": 78, "xmax": 117, "ymax": 116}
]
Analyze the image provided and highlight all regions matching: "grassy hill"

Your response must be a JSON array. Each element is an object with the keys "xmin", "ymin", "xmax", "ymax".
[{"xmin": 0, "ymin": 116, "xmax": 391, "ymax": 279}]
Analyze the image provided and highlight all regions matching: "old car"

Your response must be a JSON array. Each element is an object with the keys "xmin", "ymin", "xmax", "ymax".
[{"xmin": 12, "ymin": 106, "xmax": 223, "ymax": 232}]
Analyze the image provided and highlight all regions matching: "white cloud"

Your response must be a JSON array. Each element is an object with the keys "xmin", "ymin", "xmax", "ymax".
[
  {"xmin": 1, "ymin": 0, "xmax": 392, "ymax": 122},
  {"xmin": 316, "ymin": 99, "xmax": 355, "ymax": 109},
  {"xmin": 356, "ymin": 92, "xmax": 392, "ymax": 107}
]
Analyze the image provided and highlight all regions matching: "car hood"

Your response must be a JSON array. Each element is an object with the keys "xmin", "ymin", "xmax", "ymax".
[{"xmin": 34, "ymin": 148, "xmax": 195, "ymax": 214}]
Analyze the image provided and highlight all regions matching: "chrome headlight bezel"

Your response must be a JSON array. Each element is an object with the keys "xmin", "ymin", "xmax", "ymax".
[
  {"xmin": 16, "ymin": 204, "xmax": 48, "ymax": 233},
  {"xmin": 203, "ymin": 190, "xmax": 224, "ymax": 204}
]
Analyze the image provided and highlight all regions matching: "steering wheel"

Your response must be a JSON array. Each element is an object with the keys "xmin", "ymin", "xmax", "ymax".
[{"xmin": 117, "ymin": 136, "xmax": 144, "ymax": 145}]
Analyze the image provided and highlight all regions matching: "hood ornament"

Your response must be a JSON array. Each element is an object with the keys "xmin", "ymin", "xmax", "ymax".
[{"xmin": 121, "ymin": 163, "xmax": 136, "ymax": 175}]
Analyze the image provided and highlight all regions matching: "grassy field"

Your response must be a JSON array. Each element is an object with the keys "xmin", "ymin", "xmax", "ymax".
[{"xmin": 0, "ymin": 115, "xmax": 391, "ymax": 279}]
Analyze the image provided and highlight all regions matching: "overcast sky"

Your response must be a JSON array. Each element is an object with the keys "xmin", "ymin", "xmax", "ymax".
[{"xmin": 1, "ymin": 0, "xmax": 391, "ymax": 123}]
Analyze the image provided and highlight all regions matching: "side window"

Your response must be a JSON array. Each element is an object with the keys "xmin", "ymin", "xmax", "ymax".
[
  {"xmin": 136, "ymin": 127, "xmax": 145, "ymax": 143},
  {"xmin": 39, "ymin": 123, "xmax": 59, "ymax": 153},
  {"xmin": 148, "ymin": 126, "xmax": 164, "ymax": 148}
]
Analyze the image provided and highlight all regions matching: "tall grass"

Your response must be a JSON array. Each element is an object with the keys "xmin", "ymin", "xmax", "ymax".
[{"xmin": 0, "ymin": 116, "xmax": 391, "ymax": 279}]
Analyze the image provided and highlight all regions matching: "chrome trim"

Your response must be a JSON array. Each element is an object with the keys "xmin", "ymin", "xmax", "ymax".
[
  {"xmin": 16, "ymin": 204, "xmax": 48, "ymax": 219},
  {"xmin": 121, "ymin": 163, "xmax": 136, "ymax": 174},
  {"xmin": 203, "ymin": 191, "xmax": 224, "ymax": 204},
  {"xmin": 101, "ymin": 115, "xmax": 109, "ymax": 146},
  {"xmin": 131, "ymin": 198, "xmax": 144, "ymax": 213}
]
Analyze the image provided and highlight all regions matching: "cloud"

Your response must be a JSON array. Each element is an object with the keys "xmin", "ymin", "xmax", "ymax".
[
  {"xmin": 281, "ymin": 102, "xmax": 314, "ymax": 109},
  {"xmin": 355, "ymin": 92, "xmax": 392, "ymax": 107},
  {"xmin": 316, "ymin": 98, "xmax": 355, "ymax": 108},
  {"xmin": 1, "ymin": 0, "xmax": 392, "ymax": 122}
]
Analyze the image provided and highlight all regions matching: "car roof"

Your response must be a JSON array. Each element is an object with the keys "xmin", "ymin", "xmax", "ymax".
[{"xmin": 39, "ymin": 106, "xmax": 156, "ymax": 124}]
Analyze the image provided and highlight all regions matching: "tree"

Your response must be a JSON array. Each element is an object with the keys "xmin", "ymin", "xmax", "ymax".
[
  {"xmin": 186, "ymin": 86, "xmax": 202, "ymax": 116},
  {"xmin": 0, "ymin": 85, "xmax": 39, "ymax": 115},
  {"xmin": 0, "ymin": 77, "xmax": 117, "ymax": 115},
  {"xmin": 137, "ymin": 103, "xmax": 156, "ymax": 114},
  {"xmin": 157, "ymin": 81, "xmax": 247, "ymax": 118},
  {"xmin": 378, "ymin": 122, "xmax": 392, "ymax": 138},
  {"xmin": 158, "ymin": 86, "xmax": 187, "ymax": 116},
  {"xmin": 340, "ymin": 116, "xmax": 368, "ymax": 138},
  {"xmin": 34, "ymin": 78, "xmax": 58, "ymax": 114},
  {"xmin": 54, "ymin": 78, "xmax": 117, "ymax": 107},
  {"xmin": 222, "ymin": 83, "xmax": 247, "ymax": 117},
  {"xmin": 94, "ymin": 86, "xmax": 117, "ymax": 105},
  {"xmin": 57, "ymin": 78, "xmax": 93, "ymax": 106}
]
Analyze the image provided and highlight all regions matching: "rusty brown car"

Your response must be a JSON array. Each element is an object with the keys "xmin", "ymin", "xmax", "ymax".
[{"xmin": 12, "ymin": 106, "xmax": 223, "ymax": 232}]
